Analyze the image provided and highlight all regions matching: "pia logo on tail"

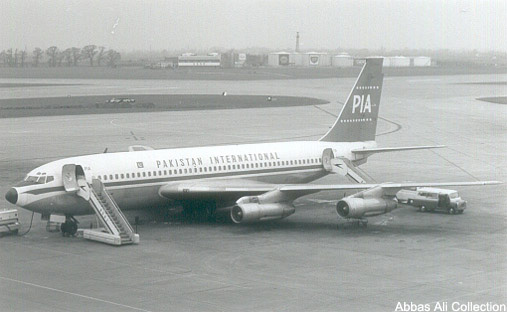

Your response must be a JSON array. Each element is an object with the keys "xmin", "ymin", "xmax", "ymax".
[{"xmin": 352, "ymin": 94, "xmax": 371, "ymax": 114}]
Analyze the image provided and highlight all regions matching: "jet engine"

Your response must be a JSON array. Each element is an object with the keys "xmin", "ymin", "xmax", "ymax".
[
  {"xmin": 231, "ymin": 189, "xmax": 297, "ymax": 224},
  {"xmin": 336, "ymin": 197, "xmax": 397, "ymax": 219},
  {"xmin": 231, "ymin": 202, "xmax": 295, "ymax": 224}
]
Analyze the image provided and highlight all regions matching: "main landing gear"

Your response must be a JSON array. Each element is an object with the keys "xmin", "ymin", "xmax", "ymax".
[
  {"xmin": 337, "ymin": 218, "xmax": 368, "ymax": 229},
  {"xmin": 181, "ymin": 200, "xmax": 217, "ymax": 222},
  {"xmin": 61, "ymin": 216, "xmax": 79, "ymax": 237}
]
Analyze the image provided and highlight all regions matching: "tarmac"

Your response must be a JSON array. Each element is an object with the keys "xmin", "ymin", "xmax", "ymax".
[{"xmin": 0, "ymin": 73, "xmax": 506, "ymax": 311}]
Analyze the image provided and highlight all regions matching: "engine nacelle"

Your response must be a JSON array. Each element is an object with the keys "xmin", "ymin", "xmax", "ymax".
[
  {"xmin": 336, "ymin": 197, "xmax": 397, "ymax": 219},
  {"xmin": 231, "ymin": 203, "xmax": 295, "ymax": 224}
]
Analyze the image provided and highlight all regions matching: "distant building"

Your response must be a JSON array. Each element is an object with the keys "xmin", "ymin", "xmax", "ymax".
[
  {"xmin": 388, "ymin": 56, "xmax": 410, "ymax": 67},
  {"xmin": 302, "ymin": 52, "xmax": 331, "ymax": 66},
  {"xmin": 364, "ymin": 56, "xmax": 431, "ymax": 67},
  {"xmin": 235, "ymin": 53, "xmax": 247, "ymax": 67},
  {"xmin": 411, "ymin": 56, "xmax": 431, "ymax": 67},
  {"xmin": 353, "ymin": 58, "xmax": 366, "ymax": 66},
  {"xmin": 178, "ymin": 54, "xmax": 221, "ymax": 67},
  {"xmin": 268, "ymin": 51, "xmax": 333, "ymax": 67},
  {"xmin": 268, "ymin": 52, "xmax": 292, "ymax": 66},
  {"xmin": 332, "ymin": 53, "xmax": 354, "ymax": 67}
]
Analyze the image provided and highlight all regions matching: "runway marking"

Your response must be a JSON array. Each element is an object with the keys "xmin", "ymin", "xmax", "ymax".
[
  {"xmin": 0, "ymin": 240, "xmax": 250, "ymax": 290},
  {"xmin": 376, "ymin": 116, "xmax": 402, "ymax": 136},
  {"xmin": 16, "ymin": 115, "xmax": 111, "ymax": 123},
  {"xmin": 129, "ymin": 87, "xmax": 180, "ymax": 90},
  {"xmin": 0, "ymin": 275, "xmax": 153, "ymax": 312}
]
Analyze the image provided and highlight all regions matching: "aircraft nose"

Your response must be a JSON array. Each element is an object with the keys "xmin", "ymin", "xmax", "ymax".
[{"xmin": 5, "ymin": 188, "xmax": 18, "ymax": 205}]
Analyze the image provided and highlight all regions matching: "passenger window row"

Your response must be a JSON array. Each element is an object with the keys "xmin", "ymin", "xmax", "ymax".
[{"xmin": 94, "ymin": 157, "xmax": 322, "ymax": 181}]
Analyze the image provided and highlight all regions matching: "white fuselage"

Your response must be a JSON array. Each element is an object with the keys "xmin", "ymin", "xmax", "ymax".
[{"xmin": 12, "ymin": 140, "xmax": 376, "ymax": 216}]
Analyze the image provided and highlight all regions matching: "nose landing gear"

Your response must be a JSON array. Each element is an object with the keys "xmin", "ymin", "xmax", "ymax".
[{"xmin": 61, "ymin": 216, "xmax": 79, "ymax": 237}]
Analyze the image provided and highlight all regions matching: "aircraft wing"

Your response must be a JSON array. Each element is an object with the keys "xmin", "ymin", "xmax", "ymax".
[
  {"xmin": 159, "ymin": 180, "xmax": 275, "ymax": 195},
  {"xmin": 158, "ymin": 180, "xmax": 501, "ymax": 200},
  {"xmin": 351, "ymin": 145, "xmax": 445, "ymax": 156},
  {"xmin": 158, "ymin": 179, "xmax": 277, "ymax": 201},
  {"xmin": 279, "ymin": 181, "xmax": 501, "ymax": 196}
]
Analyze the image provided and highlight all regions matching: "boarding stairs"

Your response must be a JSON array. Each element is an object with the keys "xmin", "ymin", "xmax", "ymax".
[
  {"xmin": 82, "ymin": 179, "xmax": 139, "ymax": 246},
  {"xmin": 322, "ymin": 148, "xmax": 368, "ymax": 184}
]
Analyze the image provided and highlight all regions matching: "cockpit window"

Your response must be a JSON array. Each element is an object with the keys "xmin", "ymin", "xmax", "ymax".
[
  {"xmin": 24, "ymin": 175, "xmax": 54, "ymax": 184},
  {"xmin": 25, "ymin": 176, "xmax": 39, "ymax": 183}
]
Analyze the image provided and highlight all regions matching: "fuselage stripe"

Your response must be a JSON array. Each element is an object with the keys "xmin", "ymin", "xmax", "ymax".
[{"xmin": 24, "ymin": 165, "xmax": 323, "ymax": 195}]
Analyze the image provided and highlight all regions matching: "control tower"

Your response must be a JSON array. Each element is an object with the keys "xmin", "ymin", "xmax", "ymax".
[{"xmin": 296, "ymin": 32, "xmax": 300, "ymax": 52}]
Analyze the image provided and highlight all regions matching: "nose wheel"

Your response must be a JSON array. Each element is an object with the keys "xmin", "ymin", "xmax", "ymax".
[{"xmin": 61, "ymin": 216, "xmax": 79, "ymax": 237}]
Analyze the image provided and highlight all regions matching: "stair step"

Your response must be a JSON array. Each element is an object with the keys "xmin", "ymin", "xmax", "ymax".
[{"xmin": 88, "ymin": 181, "xmax": 138, "ymax": 245}]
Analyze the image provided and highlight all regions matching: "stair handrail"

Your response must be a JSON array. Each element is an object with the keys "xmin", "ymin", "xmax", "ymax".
[
  {"xmin": 88, "ymin": 186, "xmax": 120, "ymax": 236},
  {"xmin": 91, "ymin": 179, "xmax": 136, "ymax": 238}
]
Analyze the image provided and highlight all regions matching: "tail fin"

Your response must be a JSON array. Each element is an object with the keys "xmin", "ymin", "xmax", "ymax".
[{"xmin": 320, "ymin": 58, "xmax": 384, "ymax": 142}]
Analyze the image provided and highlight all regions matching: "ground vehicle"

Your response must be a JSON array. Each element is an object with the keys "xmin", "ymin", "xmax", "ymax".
[
  {"xmin": 396, "ymin": 187, "xmax": 466, "ymax": 214},
  {"xmin": 106, "ymin": 98, "xmax": 135, "ymax": 103},
  {"xmin": 0, "ymin": 209, "xmax": 20, "ymax": 236}
]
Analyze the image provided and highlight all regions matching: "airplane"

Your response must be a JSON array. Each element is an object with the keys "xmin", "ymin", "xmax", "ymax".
[{"xmin": 4, "ymin": 58, "xmax": 500, "ymax": 236}]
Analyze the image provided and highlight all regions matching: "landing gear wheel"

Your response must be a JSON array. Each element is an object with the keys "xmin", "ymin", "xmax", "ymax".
[
  {"xmin": 61, "ymin": 216, "xmax": 78, "ymax": 237},
  {"xmin": 68, "ymin": 222, "xmax": 78, "ymax": 236},
  {"xmin": 358, "ymin": 219, "xmax": 368, "ymax": 228},
  {"xmin": 204, "ymin": 202, "xmax": 217, "ymax": 222},
  {"xmin": 448, "ymin": 208, "xmax": 455, "ymax": 215},
  {"xmin": 181, "ymin": 200, "xmax": 217, "ymax": 223}
]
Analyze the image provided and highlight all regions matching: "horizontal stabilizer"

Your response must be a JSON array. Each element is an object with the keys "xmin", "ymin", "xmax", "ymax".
[{"xmin": 352, "ymin": 145, "xmax": 446, "ymax": 156}]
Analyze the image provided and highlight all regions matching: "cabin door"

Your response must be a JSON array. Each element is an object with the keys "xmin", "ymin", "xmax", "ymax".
[{"xmin": 62, "ymin": 164, "xmax": 87, "ymax": 192}]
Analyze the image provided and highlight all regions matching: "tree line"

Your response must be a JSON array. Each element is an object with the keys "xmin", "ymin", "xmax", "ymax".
[{"xmin": 0, "ymin": 45, "xmax": 121, "ymax": 68}]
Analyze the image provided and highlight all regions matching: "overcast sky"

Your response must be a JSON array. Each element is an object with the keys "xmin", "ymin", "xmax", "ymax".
[{"xmin": 1, "ymin": 0, "xmax": 506, "ymax": 52}]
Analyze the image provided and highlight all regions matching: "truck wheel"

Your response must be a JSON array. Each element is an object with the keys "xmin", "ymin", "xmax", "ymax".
[
  {"xmin": 408, "ymin": 199, "xmax": 413, "ymax": 205},
  {"xmin": 420, "ymin": 206, "xmax": 426, "ymax": 212},
  {"xmin": 458, "ymin": 210, "xmax": 464, "ymax": 214},
  {"xmin": 448, "ymin": 208, "xmax": 455, "ymax": 215}
]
